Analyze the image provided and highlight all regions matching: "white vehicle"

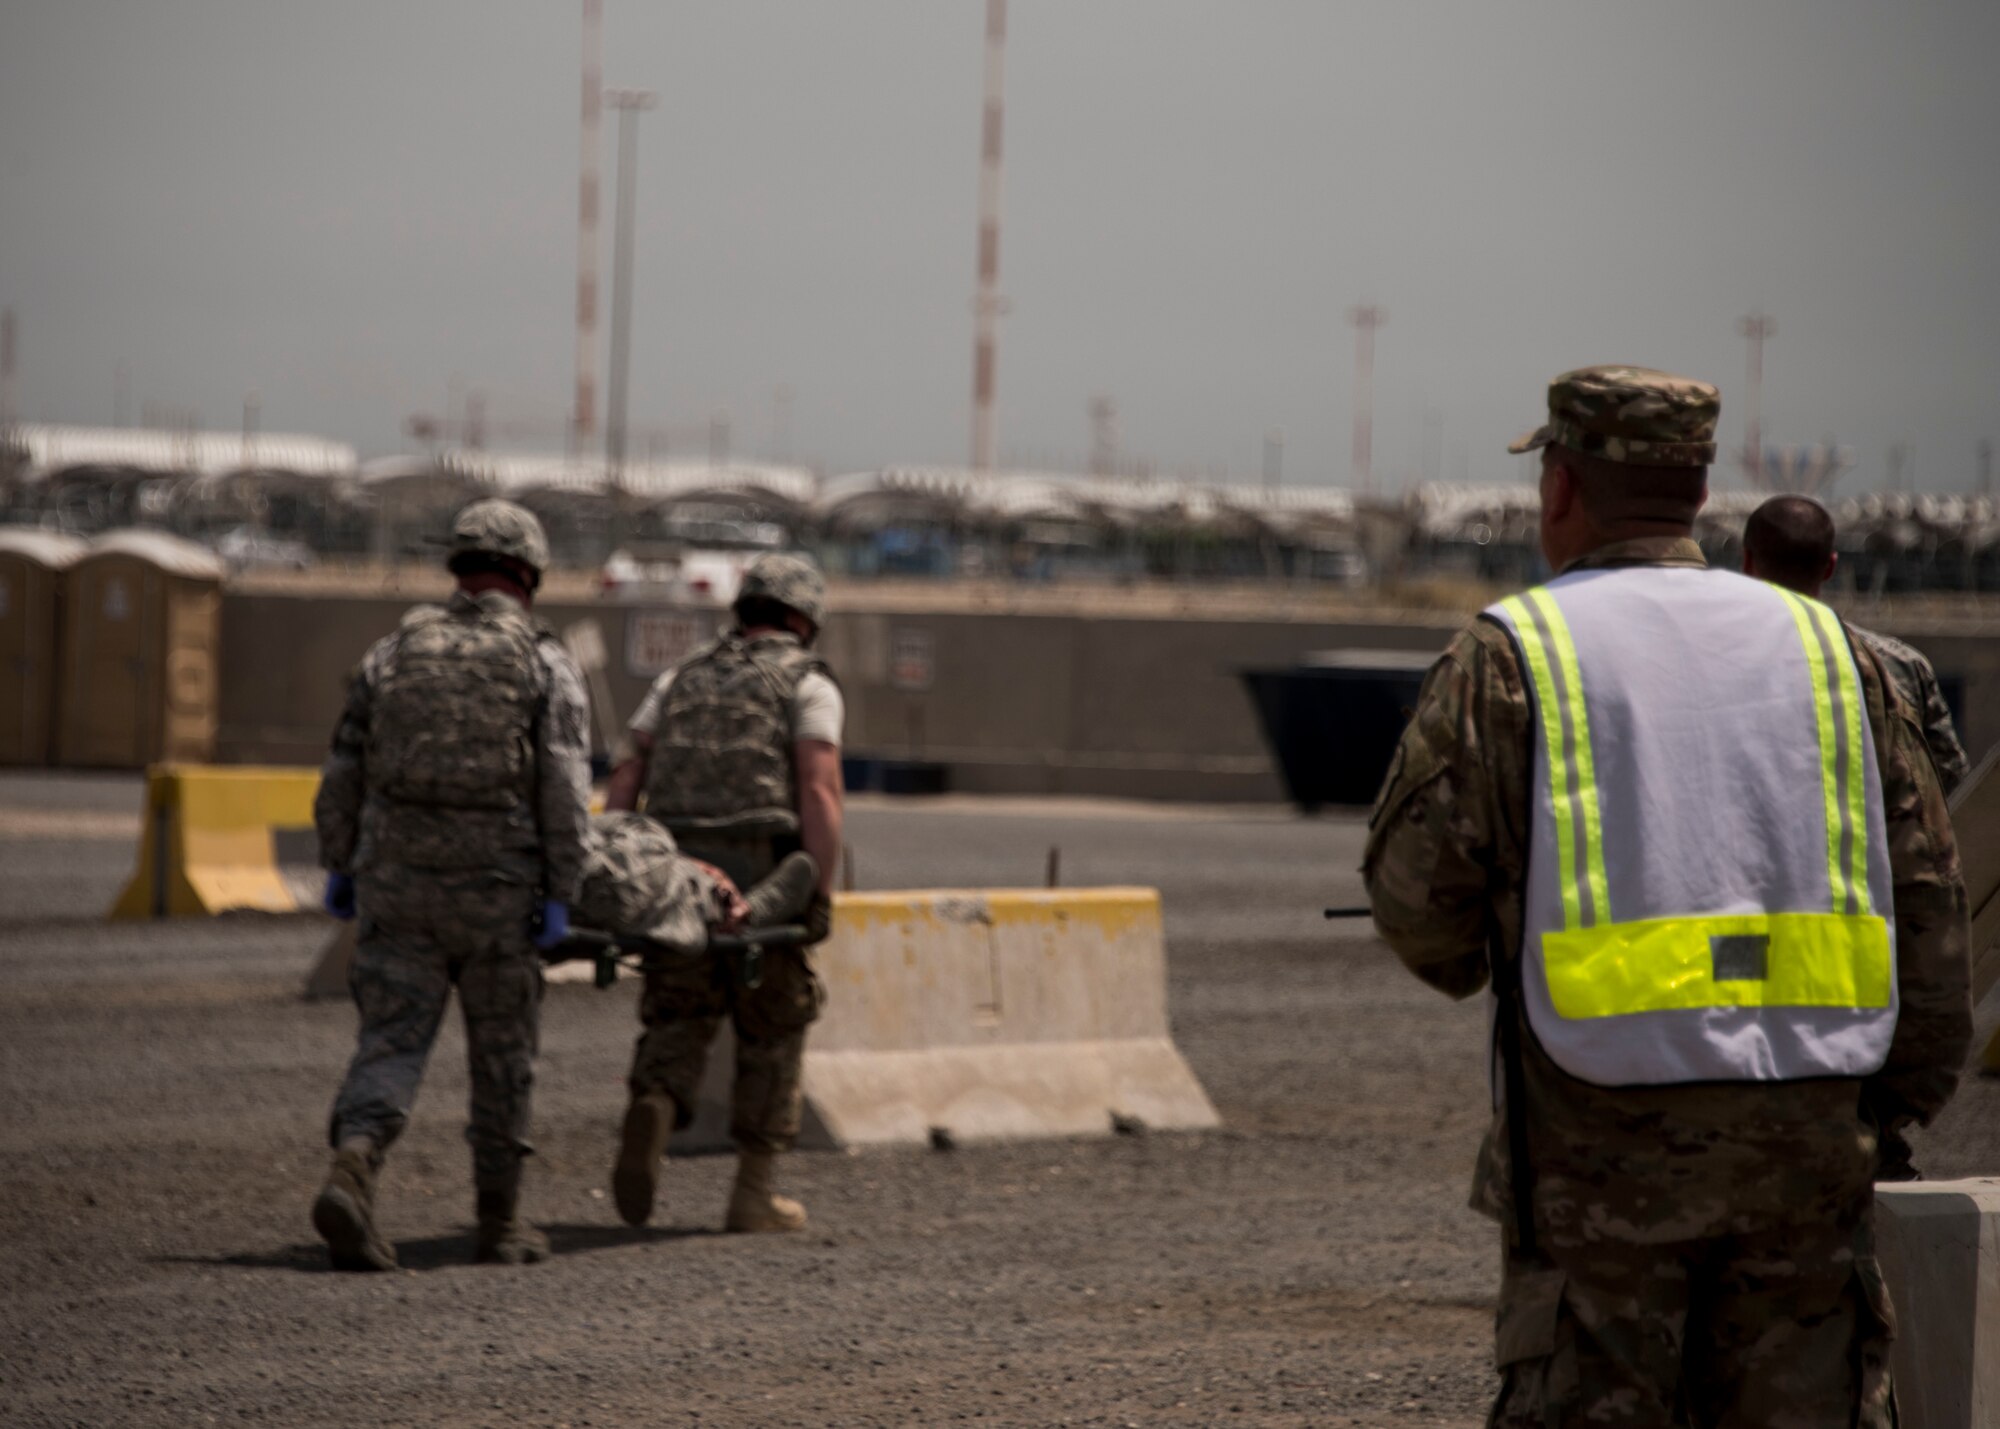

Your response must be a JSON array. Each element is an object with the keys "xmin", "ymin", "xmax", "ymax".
[{"xmin": 211, "ymin": 525, "xmax": 313, "ymax": 571}]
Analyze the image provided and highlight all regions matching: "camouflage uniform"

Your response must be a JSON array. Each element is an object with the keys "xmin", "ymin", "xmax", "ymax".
[
  {"xmin": 577, "ymin": 810, "xmax": 825, "ymax": 1152},
  {"xmin": 1365, "ymin": 369, "xmax": 1973, "ymax": 1427},
  {"xmin": 1850, "ymin": 625, "xmax": 1970, "ymax": 795},
  {"xmin": 575, "ymin": 810, "xmax": 720, "ymax": 958},
  {"xmin": 633, "ymin": 619, "xmax": 833, "ymax": 1153},
  {"xmin": 317, "ymin": 567, "xmax": 591, "ymax": 1184}
]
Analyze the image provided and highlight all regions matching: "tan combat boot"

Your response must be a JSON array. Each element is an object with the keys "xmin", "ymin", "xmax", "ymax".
[
  {"xmin": 741, "ymin": 852, "xmax": 819, "ymax": 927},
  {"xmin": 612, "ymin": 1090, "xmax": 676, "ymax": 1227},
  {"xmin": 312, "ymin": 1137, "xmax": 398, "ymax": 1272},
  {"xmin": 725, "ymin": 1150, "xmax": 807, "ymax": 1233},
  {"xmin": 474, "ymin": 1168, "xmax": 550, "ymax": 1266}
]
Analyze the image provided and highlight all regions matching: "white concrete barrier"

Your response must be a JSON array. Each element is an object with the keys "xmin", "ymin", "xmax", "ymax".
[
  {"xmin": 1876, "ymin": 1178, "xmax": 2000, "ymax": 1429},
  {"xmin": 677, "ymin": 887, "xmax": 1219, "ymax": 1151}
]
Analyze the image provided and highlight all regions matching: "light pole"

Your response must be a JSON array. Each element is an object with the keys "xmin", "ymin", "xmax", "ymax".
[
  {"xmin": 1738, "ymin": 312, "xmax": 1775, "ymax": 488},
  {"xmin": 1348, "ymin": 305, "xmax": 1386, "ymax": 498},
  {"xmin": 605, "ymin": 88, "xmax": 658, "ymax": 489}
]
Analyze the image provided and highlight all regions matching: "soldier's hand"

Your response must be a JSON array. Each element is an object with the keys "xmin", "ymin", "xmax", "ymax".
[
  {"xmin": 803, "ymin": 891, "xmax": 834, "ymax": 945},
  {"xmin": 533, "ymin": 900, "xmax": 571, "ymax": 950},
  {"xmin": 691, "ymin": 862, "xmax": 750, "ymax": 931},
  {"xmin": 323, "ymin": 873, "xmax": 356, "ymax": 921}
]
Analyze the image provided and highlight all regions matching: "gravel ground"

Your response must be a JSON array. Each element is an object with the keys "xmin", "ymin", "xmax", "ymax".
[{"xmin": 1, "ymin": 772, "xmax": 1993, "ymax": 1428}]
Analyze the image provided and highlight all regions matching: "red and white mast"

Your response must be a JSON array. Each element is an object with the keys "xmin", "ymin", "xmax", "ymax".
[
  {"xmin": 969, "ymin": 0, "xmax": 1008, "ymax": 473},
  {"xmin": 572, "ymin": 0, "xmax": 603, "ymax": 455}
]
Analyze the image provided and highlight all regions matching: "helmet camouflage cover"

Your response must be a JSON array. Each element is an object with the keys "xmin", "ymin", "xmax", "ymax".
[
  {"xmin": 448, "ymin": 498, "xmax": 551, "ymax": 576},
  {"xmin": 735, "ymin": 552, "xmax": 826, "ymax": 628}
]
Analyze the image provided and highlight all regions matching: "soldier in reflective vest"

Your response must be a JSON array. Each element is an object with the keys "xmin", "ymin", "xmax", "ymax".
[
  {"xmin": 311, "ymin": 499, "xmax": 592, "ymax": 1271},
  {"xmin": 1364, "ymin": 367, "xmax": 1972, "ymax": 1427},
  {"xmin": 604, "ymin": 552, "xmax": 843, "ymax": 1233}
]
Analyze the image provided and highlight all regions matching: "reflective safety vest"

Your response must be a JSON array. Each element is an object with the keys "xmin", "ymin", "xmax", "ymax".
[{"xmin": 1487, "ymin": 566, "xmax": 1897, "ymax": 1087}]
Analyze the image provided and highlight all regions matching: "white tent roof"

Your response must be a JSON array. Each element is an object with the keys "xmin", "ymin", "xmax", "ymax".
[
  {"xmin": 8, "ymin": 423, "xmax": 355, "ymax": 480},
  {"xmin": 83, "ymin": 528, "xmax": 228, "ymax": 580},
  {"xmin": 820, "ymin": 467, "xmax": 1358, "ymax": 530},
  {"xmin": 0, "ymin": 527, "xmax": 89, "ymax": 568}
]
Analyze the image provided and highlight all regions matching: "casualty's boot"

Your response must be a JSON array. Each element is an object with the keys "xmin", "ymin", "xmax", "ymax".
[
  {"xmin": 612, "ymin": 1089, "xmax": 677, "ymax": 1227},
  {"xmin": 741, "ymin": 852, "xmax": 819, "ymax": 928},
  {"xmin": 312, "ymin": 1136, "xmax": 398, "ymax": 1272},
  {"xmin": 474, "ymin": 1167, "xmax": 550, "ymax": 1266},
  {"xmin": 725, "ymin": 1149, "xmax": 807, "ymax": 1233}
]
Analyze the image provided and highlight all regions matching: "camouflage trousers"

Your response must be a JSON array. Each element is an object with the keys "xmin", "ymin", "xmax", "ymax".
[
  {"xmin": 626, "ymin": 835, "xmax": 824, "ymax": 1154},
  {"xmin": 328, "ymin": 868, "xmax": 542, "ymax": 1183},
  {"xmin": 1488, "ymin": 1197, "xmax": 1896, "ymax": 1428}
]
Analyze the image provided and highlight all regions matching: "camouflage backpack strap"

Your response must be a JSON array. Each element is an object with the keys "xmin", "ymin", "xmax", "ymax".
[{"xmin": 739, "ymin": 634, "xmax": 831, "ymax": 739}]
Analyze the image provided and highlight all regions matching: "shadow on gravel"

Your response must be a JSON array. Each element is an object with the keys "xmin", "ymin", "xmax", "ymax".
[{"xmin": 156, "ymin": 1222, "xmax": 708, "ymax": 1274}]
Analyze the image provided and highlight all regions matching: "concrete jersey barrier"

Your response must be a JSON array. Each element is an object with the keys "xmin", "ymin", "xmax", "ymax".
[
  {"xmin": 677, "ymin": 886, "xmax": 1221, "ymax": 1151},
  {"xmin": 111, "ymin": 764, "xmax": 322, "ymax": 918},
  {"xmin": 1875, "ymin": 1178, "xmax": 2000, "ymax": 1428}
]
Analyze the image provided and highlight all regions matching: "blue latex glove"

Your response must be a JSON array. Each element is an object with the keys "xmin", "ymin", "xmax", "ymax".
[
  {"xmin": 534, "ymin": 899, "xmax": 571, "ymax": 951},
  {"xmin": 323, "ymin": 872, "xmax": 356, "ymax": 921}
]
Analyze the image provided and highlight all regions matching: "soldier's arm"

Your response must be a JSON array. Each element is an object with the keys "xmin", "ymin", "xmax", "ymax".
[
  {"xmin": 1915, "ymin": 660, "xmax": 1971, "ymax": 796},
  {"xmin": 1362, "ymin": 622, "xmax": 1529, "ymax": 1000},
  {"xmin": 603, "ymin": 734, "xmax": 650, "ymax": 812},
  {"xmin": 534, "ymin": 643, "xmax": 595, "ymax": 904},
  {"xmin": 1862, "ymin": 645, "xmax": 1973, "ymax": 1129},
  {"xmin": 312, "ymin": 645, "xmax": 383, "ymax": 875},
  {"xmin": 605, "ymin": 671, "xmax": 672, "ymax": 812},
  {"xmin": 796, "ymin": 740, "xmax": 844, "ymax": 898}
]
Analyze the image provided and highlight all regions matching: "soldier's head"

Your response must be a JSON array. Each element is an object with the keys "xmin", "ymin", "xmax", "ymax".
[
  {"xmin": 733, "ymin": 552, "xmax": 826, "ymax": 644},
  {"xmin": 1743, "ymin": 494, "xmax": 1837, "ymax": 598},
  {"xmin": 444, "ymin": 498, "xmax": 550, "ymax": 605},
  {"xmin": 1509, "ymin": 366, "xmax": 1717, "ymax": 571}
]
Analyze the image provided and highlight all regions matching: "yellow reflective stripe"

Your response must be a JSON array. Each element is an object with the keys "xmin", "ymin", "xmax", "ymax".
[
  {"xmin": 1809, "ymin": 599, "xmax": 1871, "ymax": 913},
  {"xmin": 1525, "ymin": 588, "xmax": 1610, "ymax": 929},
  {"xmin": 1775, "ymin": 589, "xmax": 1848, "ymax": 911},
  {"xmin": 1501, "ymin": 594, "xmax": 1583, "ymax": 931},
  {"xmin": 1542, "ymin": 912, "xmax": 1892, "ymax": 1019}
]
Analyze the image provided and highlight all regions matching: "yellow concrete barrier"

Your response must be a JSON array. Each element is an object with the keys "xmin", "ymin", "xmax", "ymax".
[
  {"xmin": 111, "ymin": 764, "xmax": 321, "ymax": 918},
  {"xmin": 678, "ymin": 887, "xmax": 1221, "ymax": 1151}
]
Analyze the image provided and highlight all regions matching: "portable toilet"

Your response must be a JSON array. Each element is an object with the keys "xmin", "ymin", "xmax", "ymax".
[
  {"xmin": 58, "ymin": 530, "xmax": 225, "ymax": 768},
  {"xmin": 0, "ymin": 528, "xmax": 88, "ymax": 765}
]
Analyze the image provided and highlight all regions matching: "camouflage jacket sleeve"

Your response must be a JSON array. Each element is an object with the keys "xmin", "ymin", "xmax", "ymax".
[
  {"xmin": 534, "ymin": 637, "xmax": 594, "ymax": 904},
  {"xmin": 1912, "ymin": 657, "xmax": 1972, "ymax": 796},
  {"xmin": 1855, "ymin": 638, "xmax": 1974, "ymax": 1129},
  {"xmin": 1361, "ymin": 619, "xmax": 1533, "ymax": 1000},
  {"xmin": 313, "ymin": 638, "xmax": 392, "ymax": 875}
]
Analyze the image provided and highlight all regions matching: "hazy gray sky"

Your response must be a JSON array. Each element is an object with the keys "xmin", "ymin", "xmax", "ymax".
[{"xmin": 3, "ymin": 1, "xmax": 1996, "ymax": 491}]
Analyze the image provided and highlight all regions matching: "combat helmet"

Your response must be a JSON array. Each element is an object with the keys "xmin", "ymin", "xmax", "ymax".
[
  {"xmin": 734, "ymin": 552, "xmax": 826, "ymax": 631},
  {"xmin": 445, "ymin": 498, "xmax": 551, "ymax": 589}
]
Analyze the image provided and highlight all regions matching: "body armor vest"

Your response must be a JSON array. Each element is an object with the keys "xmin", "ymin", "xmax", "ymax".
[
  {"xmin": 1487, "ymin": 566, "xmax": 1897, "ymax": 1087},
  {"xmin": 643, "ymin": 633, "xmax": 830, "ymax": 839},
  {"xmin": 366, "ymin": 601, "xmax": 543, "ymax": 864}
]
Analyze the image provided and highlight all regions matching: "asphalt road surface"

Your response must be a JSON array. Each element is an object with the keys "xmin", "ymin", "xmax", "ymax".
[{"xmin": 2, "ymin": 774, "xmax": 1993, "ymax": 1428}]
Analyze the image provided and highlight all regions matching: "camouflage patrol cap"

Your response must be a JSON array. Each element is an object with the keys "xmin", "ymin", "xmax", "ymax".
[
  {"xmin": 447, "ymin": 498, "xmax": 551, "ymax": 575},
  {"xmin": 735, "ymin": 552, "xmax": 826, "ymax": 629},
  {"xmin": 1508, "ymin": 365, "xmax": 1720, "ymax": 468}
]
